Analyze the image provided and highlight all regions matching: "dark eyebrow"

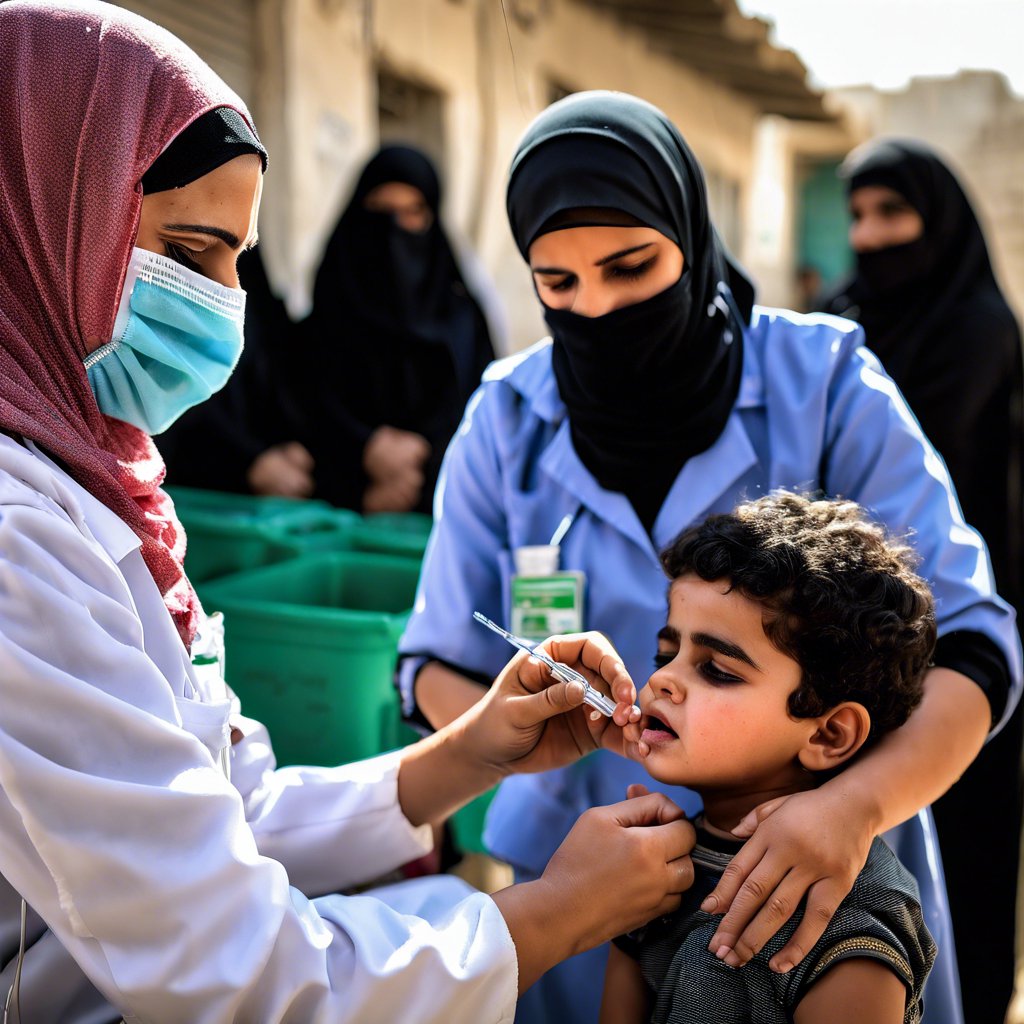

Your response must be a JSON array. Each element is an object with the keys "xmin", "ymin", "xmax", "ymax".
[
  {"xmin": 691, "ymin": 631, "xmax": 761, "ymax": 671},
  {"xmin": 532, "ymin": 242, "xmax": 656, "ymax": 277},
  {"xmin": 163, "ymin": 223, "xmax": 241, "ymax": 249},
  {"xmin": 657, "ymin": 624, "xmax": 680, "ymax": 643},
  {"xmin": 595, "ymin": 243, "xmax": 654, "ymax": 266}
]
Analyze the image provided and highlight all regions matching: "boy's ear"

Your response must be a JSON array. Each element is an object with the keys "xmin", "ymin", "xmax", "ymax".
[{"xmin": 798, "ymin": 702, "xmax": 871, "ymax": 772}]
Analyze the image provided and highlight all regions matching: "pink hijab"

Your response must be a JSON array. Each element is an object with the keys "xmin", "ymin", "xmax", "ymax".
[{"xmin": 0, "ymin": 1, "xmax": 257, "ymax": 649}]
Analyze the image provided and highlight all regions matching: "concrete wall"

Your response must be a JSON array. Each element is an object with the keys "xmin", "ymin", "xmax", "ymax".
[{"xmin": 251, "ymin": 0, "xmax": 763, "ymax": 347}]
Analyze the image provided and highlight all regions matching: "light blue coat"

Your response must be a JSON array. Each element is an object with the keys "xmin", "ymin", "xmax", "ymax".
[{"xmin": 400, "ymin": 307, "xmax": 1022, "ymax": 1024}]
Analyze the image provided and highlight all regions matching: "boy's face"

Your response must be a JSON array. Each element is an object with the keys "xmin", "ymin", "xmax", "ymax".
[{"xmin": 637, "ymin": 575, "xmax": 815, "ymax": 796}]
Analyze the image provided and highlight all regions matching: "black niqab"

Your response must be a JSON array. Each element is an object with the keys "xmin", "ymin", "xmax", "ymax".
[
  {"xmin": 506, "ymin": 91, "xmax": 755, "ymax": 531},
  {"xmin": 298, "ymin": 145, "xmax": 495, "ymax": 511},
  {"xmin": 821, "ymin": 138, "xmax": 1023, "ymax": 606},
  {"xmin": 827, "ymin": 138, "xmax": 1009, "ymax": 376}
]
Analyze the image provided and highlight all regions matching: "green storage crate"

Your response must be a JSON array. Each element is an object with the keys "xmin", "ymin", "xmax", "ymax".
[
  {"xmin": 199, "ymin": 551, "xmax": 420, "ymax": 767},
  {"xmin": 166, "ymin": 486, "xmax": 338, "ymax": 584},
  {"xmin": 265, "ymin": 508, "xmax": 361, "ymax": 557},
  {"xmin": 349, "ymin": 512, "xmax": 433, "ymax": 561},
  {"xmin": 167, "ymin": 486, "xmax": 320, "ymax": 519}
]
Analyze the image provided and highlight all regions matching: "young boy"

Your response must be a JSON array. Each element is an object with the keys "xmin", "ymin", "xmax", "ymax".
[{"xmin": 602, "ymin": 492, "xmax": 937, "ymax": 1024}]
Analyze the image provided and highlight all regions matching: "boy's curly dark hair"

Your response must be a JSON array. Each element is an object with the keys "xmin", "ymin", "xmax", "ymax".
[{"xmin": 661, "ymin": 492, "xmax": 936, "ymax": 748}]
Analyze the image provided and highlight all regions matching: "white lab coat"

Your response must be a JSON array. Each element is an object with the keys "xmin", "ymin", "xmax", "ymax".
[{"xmin": 0, "ymin": 435, "xmax": 517, "ymax": 1023}]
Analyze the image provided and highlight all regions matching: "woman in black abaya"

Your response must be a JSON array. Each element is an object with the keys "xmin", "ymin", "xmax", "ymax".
[
  {"xmin": 296, "ymin": 145, "xmax": 496, "ymax": 514},
  {"xmin": 822, "ymin": 137, "xmax": 1024, "ymax": 1024}
]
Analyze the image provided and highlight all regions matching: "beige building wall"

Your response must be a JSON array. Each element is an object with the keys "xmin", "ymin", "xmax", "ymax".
[
  {"xmin": 252, "ymin": 0, "xmax": 763, "ymax": 348},
  {"xmin": 744, "ymin": 111, "xmax": 862, "ymax": 309}
]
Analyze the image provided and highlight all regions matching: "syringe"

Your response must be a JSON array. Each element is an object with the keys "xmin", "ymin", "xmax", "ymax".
[{"xmin": 472, "ymin": 611, "xmax": 618, "ymax": 717}]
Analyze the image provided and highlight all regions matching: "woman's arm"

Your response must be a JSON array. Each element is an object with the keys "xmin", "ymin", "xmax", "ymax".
[
  {"xmin": 793, "ymin": 959, "xmax": 908, "ymax": 1024},
  {"xmin": 672, "ymin": 327, "xmax": 1021, "ymax": 973},
  {"xmin": 416, "ymin": 659, "xmax": 487, "ymax": 730},
  {"xmin": 600, "ymin": 944, "xmax": 651, "ymax": 1024}
]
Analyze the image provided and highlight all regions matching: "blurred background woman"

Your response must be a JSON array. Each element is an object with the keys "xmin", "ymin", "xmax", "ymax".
[
  {"xmin": 821, "ymin": 137, "xmax": 1024, "ymax": 1023},
  {"xmin": 296, "ymin": 145, "xmax": 497, "ymax": 513}
]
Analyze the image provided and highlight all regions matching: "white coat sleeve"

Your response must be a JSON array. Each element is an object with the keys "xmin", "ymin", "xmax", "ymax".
[
  {"xmin": 227, "ymin": 717, "xmax": 430, "ymax": 897},
  {"xmin": 0, "ymin": 497, "xmax": 518, "ymax": 1024}
]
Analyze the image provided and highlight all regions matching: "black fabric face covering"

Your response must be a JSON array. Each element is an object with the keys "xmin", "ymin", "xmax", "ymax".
[
  {"xmin": 828, "ymin": 137, "xmax": 1006, "ymax": 376},
  {"xmin": 855, "ymin": 236, "xmax": 937, "ymax": 296},
  {"xmin": 546, "ymin": 270, "xmax": 740, "ymax": 528},
  {"xmin": 506, "ymin": 91, "xmax": 755, "ymax": 532},
  {"xmin": 545, "ymin": 272, "xmax": 698, "ymax": 399}
]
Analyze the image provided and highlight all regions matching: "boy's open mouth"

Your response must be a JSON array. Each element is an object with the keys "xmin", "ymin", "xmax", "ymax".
[{"xmin": 642, "ymin": 714, "xmax": 678, "ymax": 739}]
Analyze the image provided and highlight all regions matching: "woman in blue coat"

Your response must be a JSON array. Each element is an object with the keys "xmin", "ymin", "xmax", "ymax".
[{"xmin": 398, "ymin": 92, "xmax": 1021, "ymax": 1024}]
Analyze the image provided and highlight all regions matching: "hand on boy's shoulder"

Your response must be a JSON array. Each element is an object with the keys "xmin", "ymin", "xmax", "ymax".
[{"xmin": 621, "ymin": 835, "xmax": 933, "ymax": 1024}]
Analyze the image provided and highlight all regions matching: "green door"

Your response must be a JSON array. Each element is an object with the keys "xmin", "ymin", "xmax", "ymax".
[{"xmin": 797, "ymin": 160, "xmax": 854, "ymax": 297}]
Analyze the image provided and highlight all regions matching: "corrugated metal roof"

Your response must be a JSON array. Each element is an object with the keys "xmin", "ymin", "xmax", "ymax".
[{"xmin": 586, "ymin": 0, "xmax": 831, "ymax": 121}]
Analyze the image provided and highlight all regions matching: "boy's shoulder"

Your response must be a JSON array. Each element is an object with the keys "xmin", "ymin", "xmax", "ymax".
[
  {"xmin": 788, "ymin": 837, "xmax": 936, "ymax": 1008},
  {"xmin": 619, "ymin": 836, "xmax": 936, "ymax": 1024}
]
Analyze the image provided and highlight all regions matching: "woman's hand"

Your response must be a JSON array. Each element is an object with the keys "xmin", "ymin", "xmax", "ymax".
[
  {"xmin": 363, "ymin": 425, "xmax": 430, "ymax": 481},
  {"xmin": 492, "ymin": 792, "xmax": 696, "ymax": 993},
  {"xmin": 362, "ymin": 426, "xmax": 430, "ymax": 511},
  {"xmin": 700, "ymin": 783, "xmax": 875, "ymax": 973},
  {"xmin": 459, "ymin": 632, "xmax": 640, "ymax": 777},
  {"xmin": 247, "ymin": 441, "xmax": 315, "ymax": 497},
  {"xmin": 398, "ymin": 633, "xmax": 637, "ymax": 829},
  {"xmin": 363, "ymin": 475, "xmax": 422, "ymax": 513}
]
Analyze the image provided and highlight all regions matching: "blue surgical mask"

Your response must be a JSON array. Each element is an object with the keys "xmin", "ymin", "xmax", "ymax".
[{"xmin": 85, "ymin": 247, "xmax": 246, "ymax": 434}]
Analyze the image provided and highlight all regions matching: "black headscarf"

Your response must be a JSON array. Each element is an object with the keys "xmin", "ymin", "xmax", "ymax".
[
  {"xmin": 297, "ymin": 145, "xmax": 495, "ymax": 511},
  {"xmin": 142, "ymin": 106, "xmax": 267, "ymax": 193},
  {"xmin": 822, "ymin": 138, "xmax": 1023, "ymax": 607},
  {"xmin": 506, "ymin": 91, "xmax": 755, "ymax": 531},
  {"xmin": 825, "ymin": 138, "xmax": 1014, "ymax": 375}
]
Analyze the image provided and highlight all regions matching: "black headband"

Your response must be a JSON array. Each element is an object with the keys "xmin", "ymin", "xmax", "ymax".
[{"xmin": 142, "ymin": 106, "xmax": 267, "ymax": 194}]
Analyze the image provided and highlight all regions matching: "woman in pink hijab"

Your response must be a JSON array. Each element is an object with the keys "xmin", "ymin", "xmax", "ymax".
[{"xmin": 0, "ymin": 4, "xmax": 695, "ymax": 1021}]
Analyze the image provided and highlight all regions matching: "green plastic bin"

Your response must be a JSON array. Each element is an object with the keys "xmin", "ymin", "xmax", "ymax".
[
  {"xmin": 166, "ymin": 486, "xmax": 319, "ymax": 519},
  {"xmin": 265, "ymin": 508, "xmax": 362, "ymax": 557},
  {"xmin": 166, "ymin": 486, "xmax": 340, "ymax": 584},
  {"xmin": 199, "ymin": 550, "xmax": 420, "ymax": 767},
  {"xmin": 349, "ymin": 512, "xmax": 433, "ymax": 561}
]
